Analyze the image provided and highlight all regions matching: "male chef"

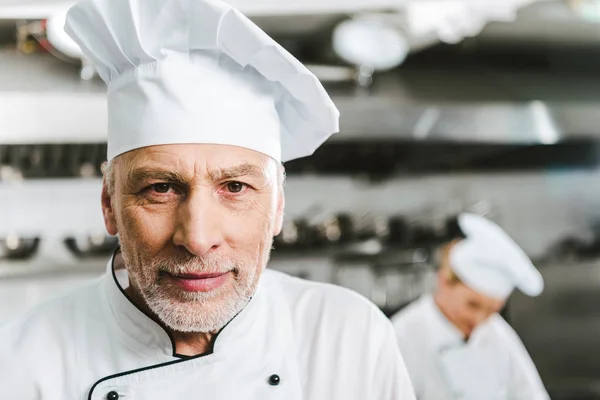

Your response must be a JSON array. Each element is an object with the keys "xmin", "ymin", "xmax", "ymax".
[
  {"xmin": 392, "ymin": 213, "xmax": 549, "ymax": 400},
  {"xmin": 0, "ymin": 0, "xmax": 415, "ymax": 399}
]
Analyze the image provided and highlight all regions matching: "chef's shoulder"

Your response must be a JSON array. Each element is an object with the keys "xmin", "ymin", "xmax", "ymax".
[
  {"xmin": 486, "ymin": 313, "xmax": 532, "ymax": 351},
  {"xmin": 262, "ymin": 270, "xmax": 416, "ymax": 397},
  {"xmin": 263, "ymin": 269, "xmax": 392, "ymax": 334},
  {"xmin": 0, "ymin": 278, "xmax": 102, "ymax": 365},
  {"xmin": 390, "ymin": 295, "xmax": 429, "ymax": 337}
]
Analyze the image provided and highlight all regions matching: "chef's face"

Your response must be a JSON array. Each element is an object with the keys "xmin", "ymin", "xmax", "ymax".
[
  {"xmin": 436, "ymin": 245, "xmax": 505, "ymax": 337},
  {"xmin": 101, "ymin": 144, "xmax": 284, "ymax": 333},
  {"xmin": 437, "ymin": 276, "xmax": 505, "ymax": 337}
]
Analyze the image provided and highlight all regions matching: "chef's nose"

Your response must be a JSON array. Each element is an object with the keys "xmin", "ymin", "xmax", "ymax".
[{"xmin": 173, "ymin": 190, "xmax": 224, "ymax": 256}]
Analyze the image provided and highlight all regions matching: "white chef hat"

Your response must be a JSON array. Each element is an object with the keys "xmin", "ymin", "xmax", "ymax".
[
  {"xmin": 64, "ymin": 0, "xmax": 339, "ymax": 163},
  {"xmin": 448, "ymin": 213, "xmax": 544, "ymax": 300}
]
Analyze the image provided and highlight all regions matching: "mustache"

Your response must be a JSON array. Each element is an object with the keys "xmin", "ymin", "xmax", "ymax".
[{"xmin": 150, "ymin": 252, "xmax": 240, "ymax": 276}]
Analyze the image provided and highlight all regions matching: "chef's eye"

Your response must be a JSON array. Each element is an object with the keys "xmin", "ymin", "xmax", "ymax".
[
  {"xmin": 151, "ymin": 183, "xmax": 172, "ymax": 193},
  {"xmin": 226, "ymin": 181, "xmax": 245, "ymax": 193}
]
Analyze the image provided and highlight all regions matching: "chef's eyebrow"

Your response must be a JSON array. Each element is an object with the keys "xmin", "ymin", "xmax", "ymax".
[
  {"xmin": 127, "ymin": 163, "xmax": 267, "ymax": 185},
  {"xmin": 127, "ymin": 168, "xmax": 188, "ymax": 185},
  {"xmin": 208, "ymin": 163, "xmax": 267, "ymax": 182}
]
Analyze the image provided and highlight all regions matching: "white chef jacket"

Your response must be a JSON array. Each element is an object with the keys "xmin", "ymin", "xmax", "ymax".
[
  {"xmin": 391, "ymin": 295, "xmax": 549, "ymax": 400},
  {"xmin": 0, "ymin": 256, "xmax": 415, "ymax": 400}
]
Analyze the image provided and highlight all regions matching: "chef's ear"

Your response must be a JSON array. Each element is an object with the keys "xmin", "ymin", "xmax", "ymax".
[
  {"xmin": 273, "ymin": 188, "xmax": 285, "ymax": 236},
  {"xmin": 439, "ymin": 241, "xmax": 462, "ymax": 285},
  {"xmin": 271, "ymin": 163, "xmax": 285, "ymax": 236},
  {"xmin": 437, "ymin": 263, "xmax": 453, "ymax": 289},
  {"xmin": 437, "ymin": 268, "xmax": 449, "ymax": 288},
  {"xmin": 101, "ymin": 161, "xmax": 119, "ymax": 236},
  {"xmin": 272, "ymin": 169, "xmax": 286, "ymax": 236}
]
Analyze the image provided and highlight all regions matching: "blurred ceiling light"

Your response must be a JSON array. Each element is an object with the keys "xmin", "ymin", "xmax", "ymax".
[
  {"xmin": 45, "ymin": 8, "xmax": 83, "ymax": 59},
  {"xmin": 405, "ymin": 0, "xmax": 542, "ymax": 44},
  {"xmin": 46, "ymin": 9, "xmax": 98, "ymax": 80},
  {"xmin": 332, "ymin": 15, "xmax": 410, "ymax": 72}
]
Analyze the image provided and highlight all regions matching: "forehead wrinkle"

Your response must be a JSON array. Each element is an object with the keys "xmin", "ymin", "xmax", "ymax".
[{"xmin": 117, "ymin": 149, "xmax": 187, "ymax": 180}]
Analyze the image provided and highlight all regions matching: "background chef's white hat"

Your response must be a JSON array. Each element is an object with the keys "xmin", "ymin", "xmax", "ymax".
[
  {"xmin": 64, "ymin": 0, "xmax": 340, "ymax": 163},
  {"xmin": 448, "ymin": 213, "xmax": 544, "ymax": 300}
]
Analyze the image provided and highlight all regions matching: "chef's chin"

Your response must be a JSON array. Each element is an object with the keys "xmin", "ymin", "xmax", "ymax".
[{"xmin": 144, "ymin": 270, "xmax": 258, "ymax": 333}]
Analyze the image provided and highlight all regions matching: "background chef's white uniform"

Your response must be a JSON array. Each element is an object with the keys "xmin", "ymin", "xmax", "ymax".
[
  {"xmin": 393, "ymin": 295, "xmax": 548, "ymax": 400},
  {"xmin": 392, "ymin": 213, "xmax": 549, "ymax": 400},
  {"xmin": 0, "ymin": 0, "xmax": 415, "ymax": 399},
  {"xmin": 0, "ymin": 257, "xmax": 413, "ymax": 399}
]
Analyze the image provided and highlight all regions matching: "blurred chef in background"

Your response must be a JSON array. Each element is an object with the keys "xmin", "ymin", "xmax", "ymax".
[
  {"xmin": 392, "ymin": 213, "xmax": 550, "ymax": 400},
  {"xmin": 0, "ymin": 0, "xmax": 415, "ymax": 399}
]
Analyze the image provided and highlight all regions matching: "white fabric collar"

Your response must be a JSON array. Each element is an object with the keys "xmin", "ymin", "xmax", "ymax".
[{"xmin": 421, "ymin": 295, "xmax": 466, "ymax": 351}]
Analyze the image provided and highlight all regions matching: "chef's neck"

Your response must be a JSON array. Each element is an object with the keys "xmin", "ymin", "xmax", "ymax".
[
  {"xmin": 124, "ymin": 284, "xmax": 217, "ymax": 356},
  {"xmin": 433, "ymin": 293, "xmax": 470, "ymax": 341}
]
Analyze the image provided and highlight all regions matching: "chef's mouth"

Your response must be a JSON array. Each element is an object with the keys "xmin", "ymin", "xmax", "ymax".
[
  {"xmin": 160, "ymin": 270, "xmax": 233, "ymax": 292},
  {"xmin": 162, "ymin": 271, "xmax": 230, "ymax": 279}
]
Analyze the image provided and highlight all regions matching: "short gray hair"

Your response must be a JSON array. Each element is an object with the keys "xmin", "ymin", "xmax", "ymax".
[{"xmin": 102, "ymin": 159, "xmax": 116, "ymax": 197}]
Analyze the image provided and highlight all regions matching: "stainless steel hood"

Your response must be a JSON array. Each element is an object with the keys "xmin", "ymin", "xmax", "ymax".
[
  {"xmin": 1, "ymin": 49, "xmax": 600, "ymax": 146},
  {"xmin": 334, "ymin": 67, "xmax": 600, "ymax": 144}
]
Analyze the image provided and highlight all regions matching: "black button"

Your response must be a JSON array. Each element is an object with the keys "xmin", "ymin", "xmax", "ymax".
[
  {"xmin": 106, "ymin": 391, "xmax": 119, "ymax": 400},
  {"xmin": 268, "ymin": 374, "xmax": 280, "ymax": 386}
]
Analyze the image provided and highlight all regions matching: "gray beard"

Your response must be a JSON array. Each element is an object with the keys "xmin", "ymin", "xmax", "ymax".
[
  {"xmin": 118, "ymin": 227, "xmax": 274, "ymax": 333},
  {"xmin": 140, "ymin": 265, "xmax": 257, "ymax": 333},
  {"xmin": 123, "ymin": 250, "xmax": 261, "ymax": 333}
]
